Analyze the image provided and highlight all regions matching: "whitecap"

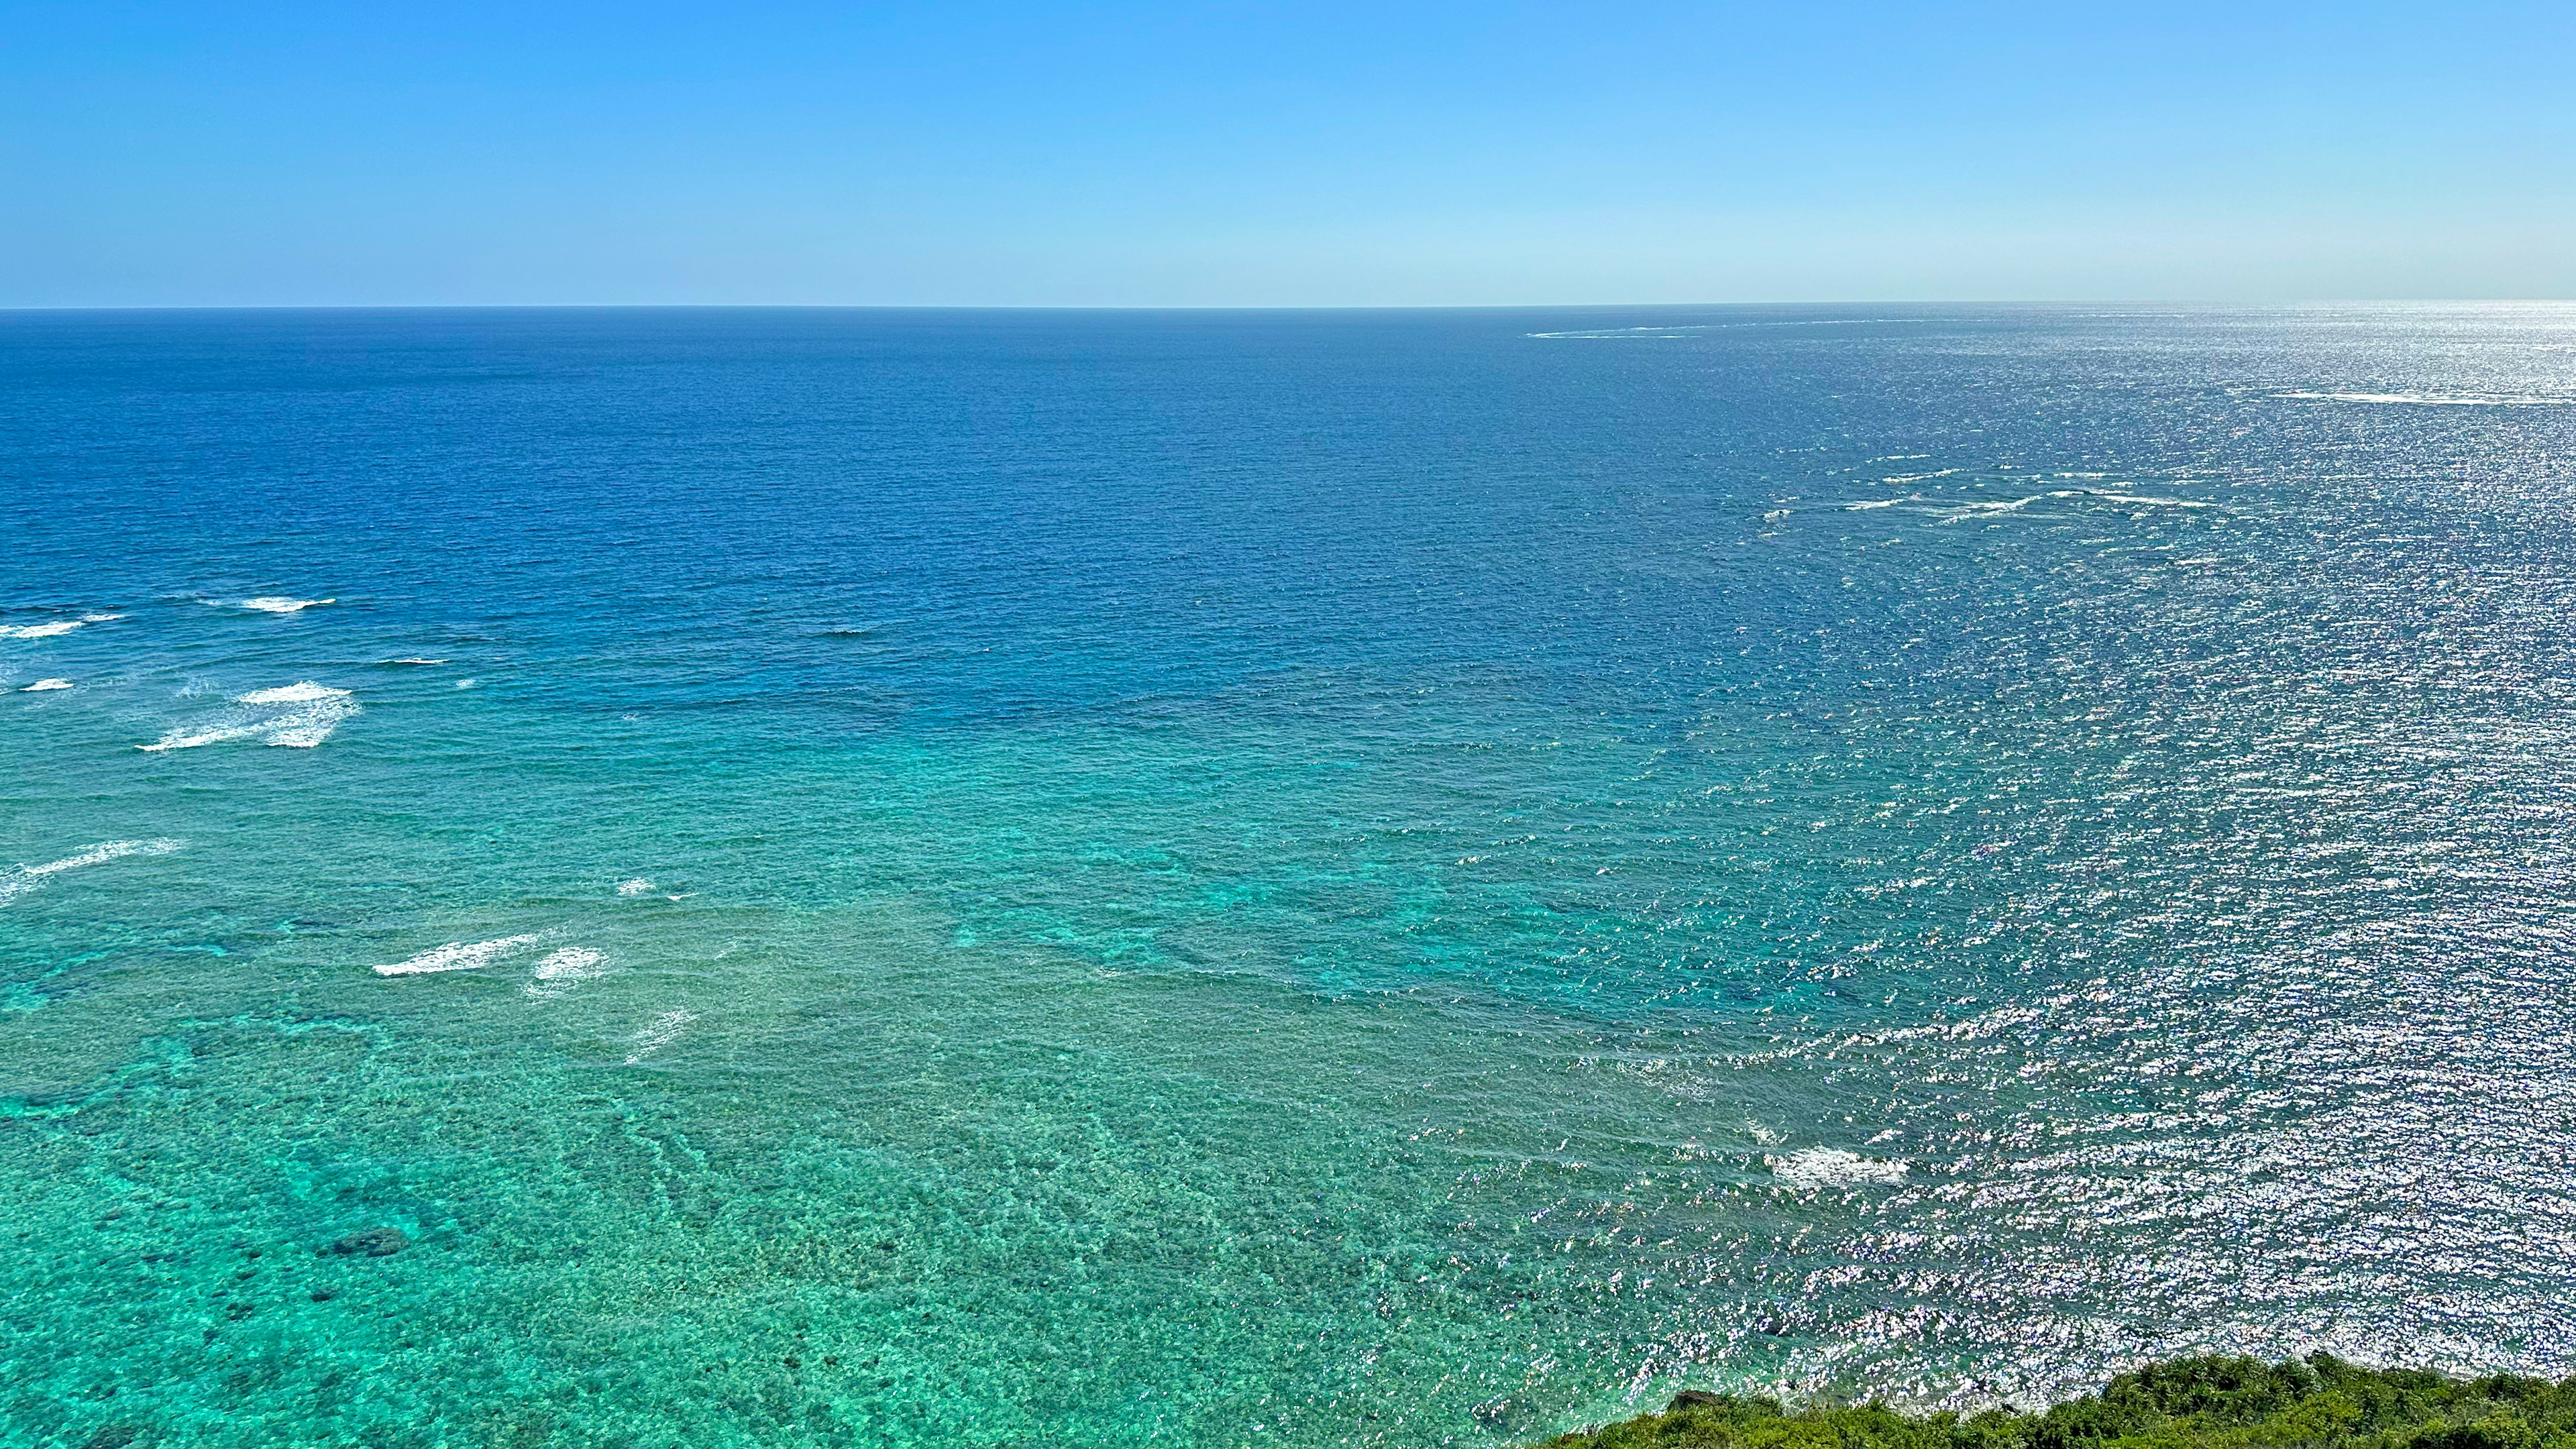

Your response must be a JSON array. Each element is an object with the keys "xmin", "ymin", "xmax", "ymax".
[
  {"xmin": 2092, "ymin": 492, "xmax": 2208, "ymax": 508},
  {"xmin": 524, "ymin": 946, "xmax": 610, "ymax": 999},
  {"xmin": 616, "ymin": 878, "xmax": 654, "ymax": 896},
  {"xmin": 1768, "ymin": 1146, "xmax": 1908, "ymax": 1189},
  {"xmin": 374, "ymin": 933, "xmax": 546, "ymax": 977},
  {"xmin": 142, "ymin": 681, "xmax": 358, "ymax": 751},
  {"xmin": 624, "ymin": 1008, "xmax": 698, "ymax": 1064},
  {"xmin": 237, "ymin": 682, "xmax": 349, "ymax": 705},
  {"xmin": 1931, "ymin": 488, "xmax": 2208, "ymax": 524},
  {"xmin": 1932, "ymin": 494, "xmax": 2051, "ymax": 523},
  {"xmin": 454, "ymin": 679, "xmax": 476, "ymax": 690},
  {"xmin": 80, "ymin": 613, "xmax": 123, "ymax": 623},
  {"xmin": 0, "ymin": 621, "xmax": 83, "ymax": 639},
  {"xmin": 0, "ymin": 839, "xmax": 183, "ymax": 907},
  {"xmin": 385, "ymin": 658, "xmax": 448, "ymax": 665},
  {"xmin": 1526, "ymin": 325, "xmax": 1709, "ymax": 339},
  {"xmin": 20, "ymin": 679, "xmax": 72, "ymax": 692},
  {"xmin": 238, "ymin": 596, "xmax": 335, "ymax": 613},
  {"xmin": 144, "ymin": 723, "xmax": 256, "ymax": 751}
]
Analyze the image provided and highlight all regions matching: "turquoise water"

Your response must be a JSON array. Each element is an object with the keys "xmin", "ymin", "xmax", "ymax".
[{"xmin": 5, "ymin": 305, "xmax": 2576, "ymax": 1448}]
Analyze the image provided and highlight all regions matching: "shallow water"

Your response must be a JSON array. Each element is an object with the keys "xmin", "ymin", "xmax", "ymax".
[{"xmin": 5, "ymin": 305, "xmax": 2576, "ymax": 1448}]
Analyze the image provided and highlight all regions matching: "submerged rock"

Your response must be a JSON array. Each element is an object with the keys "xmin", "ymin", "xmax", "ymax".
[{"xmin": 319, "ymin": 1227, "xmax": 409, "ymax": 1258}]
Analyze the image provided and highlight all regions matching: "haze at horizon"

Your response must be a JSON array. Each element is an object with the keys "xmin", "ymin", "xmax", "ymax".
[{"xmin": 3, "ymin": 2, "xmax": 2572, "ymax": 308}]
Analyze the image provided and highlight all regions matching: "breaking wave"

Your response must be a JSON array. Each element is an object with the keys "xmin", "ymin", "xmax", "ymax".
[
  {"xmin": 0, "ymin": 839, "xmax": 183, "ymax": 907},
  {"xmin": 1769, "ymin": 1147, "xmax": 1909, "ymax": 1189},
  {"xmin": 141, "ymin": 682, "xmax": 357, "ymax": 751},
  {"xmin": 375, "ymin": 934, "xmax": 547, "ymax": 977},
  {"xmin": 524, "ymin": 947, "xmax": 610, "ymax": 999}
]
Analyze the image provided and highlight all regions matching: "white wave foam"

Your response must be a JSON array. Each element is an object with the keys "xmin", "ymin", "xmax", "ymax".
[
  {"xmin": 1769, "ymin": 1146, "xmax": 1907, "ymax": 1189},
  {"xmin": 454, "ymin": 679, "xmax": 476, "ymax": 689},
  {"xmin": 0, "ymin": 839, "xmax": 182, "ymax": 906},
  {"xmin": 2275, "ymin": 390, "xmax": 2567, "ymax": 407},
  {"xmin": 0, "ymin": 621, "xmax": 83, "ymax": 639},
  {"xmin": 524, "ymin": 946, "xmax": 610, "ymax": 999},
  {"xmin": 142, "ymin": 681, "xmax": 358, "ymax": 751},
  {"xmin": 236, "ymin": 682, "xmax": 350, "ymax": 705},
  {"xmin": 375, "ymin": 933, "xmax": 546, "ymax": 977},
  {"xmin": 616, "ymin": 878, "xmax": 654, "ymax": 896},
  {"xmin": 20, "ymin": 679, "xmax": 72, "ymax": 692},
  {"xmin": 2092, "ymin": 492, "xmax": 2208, "ymax": 508},
  {"xmin": 1526, "ymin": 325, "xmax": 1709, "ymax": 339},
  {"xmin": 144, "ymin": 723, "xmax": 258, "ymax": 751},
  {"xmin": 1933, "ymin": 488, "xmax": 2208, "ymax": 524},
  {"xmin": 264, "ymin": 716, "xmax": 347, "ymax": 748},
  {"xmin": 625, "ymin": 1009, "xmax": 698, "ymax": 1064},
  {"xmin": 1934, "ymin": 494, "xmax": 2049, "ymax": 521},
  {"xmin": 238, "ymin": 596, "xmax": 335, "ymax": 613},
  {"xmin": 386, "ymin": 658, "xmax": 448, "ymax": 665}
]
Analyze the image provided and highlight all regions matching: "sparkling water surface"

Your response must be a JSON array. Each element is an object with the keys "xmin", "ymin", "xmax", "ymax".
[{"xmin": 5, "ymin": 305, "xmax": 2575, "ymax": 1448}]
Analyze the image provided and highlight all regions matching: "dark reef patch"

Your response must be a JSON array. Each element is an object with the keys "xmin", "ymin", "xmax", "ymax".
[{"xmin": 1538, "ymin": 1356, "xmax": 2576, "ymax": 1449}]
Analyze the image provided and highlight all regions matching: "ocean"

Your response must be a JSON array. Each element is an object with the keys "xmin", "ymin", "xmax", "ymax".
[{"xmin": 5, "ymin": 305, "xmax": 2574, "ymax": 1448}]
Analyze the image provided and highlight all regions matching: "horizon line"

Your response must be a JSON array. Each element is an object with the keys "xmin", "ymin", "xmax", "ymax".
[{"xmin": 5, "ymin": 298, "xmax": 2573, "ymax": 315}]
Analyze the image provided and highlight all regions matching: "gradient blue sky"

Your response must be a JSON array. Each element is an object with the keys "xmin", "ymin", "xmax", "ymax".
[{"xmin": 3, "ymin": 1, "xmax": 2571, "ymax": 305}]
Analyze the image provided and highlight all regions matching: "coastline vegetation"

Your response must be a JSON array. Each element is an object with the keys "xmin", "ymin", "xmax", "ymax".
[{"xmin": 1538, "ymin": 1356, "xmax": 2573, "ymax": 1449}]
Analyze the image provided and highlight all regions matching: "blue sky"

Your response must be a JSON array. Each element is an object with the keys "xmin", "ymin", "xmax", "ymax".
[{"xmin": 3, "ymin": 1, "xmax": 2571, "ymax": 305}]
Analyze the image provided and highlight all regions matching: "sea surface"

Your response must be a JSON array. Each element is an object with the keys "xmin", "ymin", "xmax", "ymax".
[{"xmin": 5, "ymin": 305, "xmax": 2576, "ymax": 1449}]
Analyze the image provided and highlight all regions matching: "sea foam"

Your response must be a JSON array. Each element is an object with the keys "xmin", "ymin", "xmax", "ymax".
[
  {"xmin": 0, "ymin": 839, "xmax": 183, "ymax": 907},
  {"xmin": 142, "ymin": 682, "xmax": 357, "ymax": 751},
  {"xmin": 375, "ymin": 933, "xmax": 546, "ymax": 977},
  {"xmin": 0, "ymin": 621, "xmax": 83, "ymax": 639},
  {"xmin": 524, "ymin": 947, "xmax": 610, "ymax": 999},
  {"xmin": 1931, "ymin": 488, "xmax": 2208, "ymax": 524},
  {"xmin": 237, "ymin": 596, "xmax": 336, "ymax": 613},
  {"xmin": 1526, "ymin": 325, "xmax": 1709, "ymax": 339},
  {"xmin": 624, "ymin": 1009, "xmax": 698, "ymax": 1064},
  {"xmin": 20, "ymin": 679, "xmax": 73, "ymax": 692},
  {"xmin": 237, "ymin": 682, "xmax": 346, "ymax": 704},
  {"xmin": 1768, "ymin": 1147, "xmax": 1909, "ymax": 1189}
]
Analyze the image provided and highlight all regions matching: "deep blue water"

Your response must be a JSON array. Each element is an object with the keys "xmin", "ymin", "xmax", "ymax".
[{"xmin": 5, "ymin": 305, "xmax": 2576, "ymax": 1448}]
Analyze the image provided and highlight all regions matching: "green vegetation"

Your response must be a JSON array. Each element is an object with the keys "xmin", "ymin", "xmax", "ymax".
[{"xmin": 1538, "ymin": 1356, "xmax": 2576, "ymax": 1449}]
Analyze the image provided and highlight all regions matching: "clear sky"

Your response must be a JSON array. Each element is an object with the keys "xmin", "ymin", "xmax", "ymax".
[{"xmin": 3, "ymin": 1, "xmax": 2571, "ymax": 306}]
